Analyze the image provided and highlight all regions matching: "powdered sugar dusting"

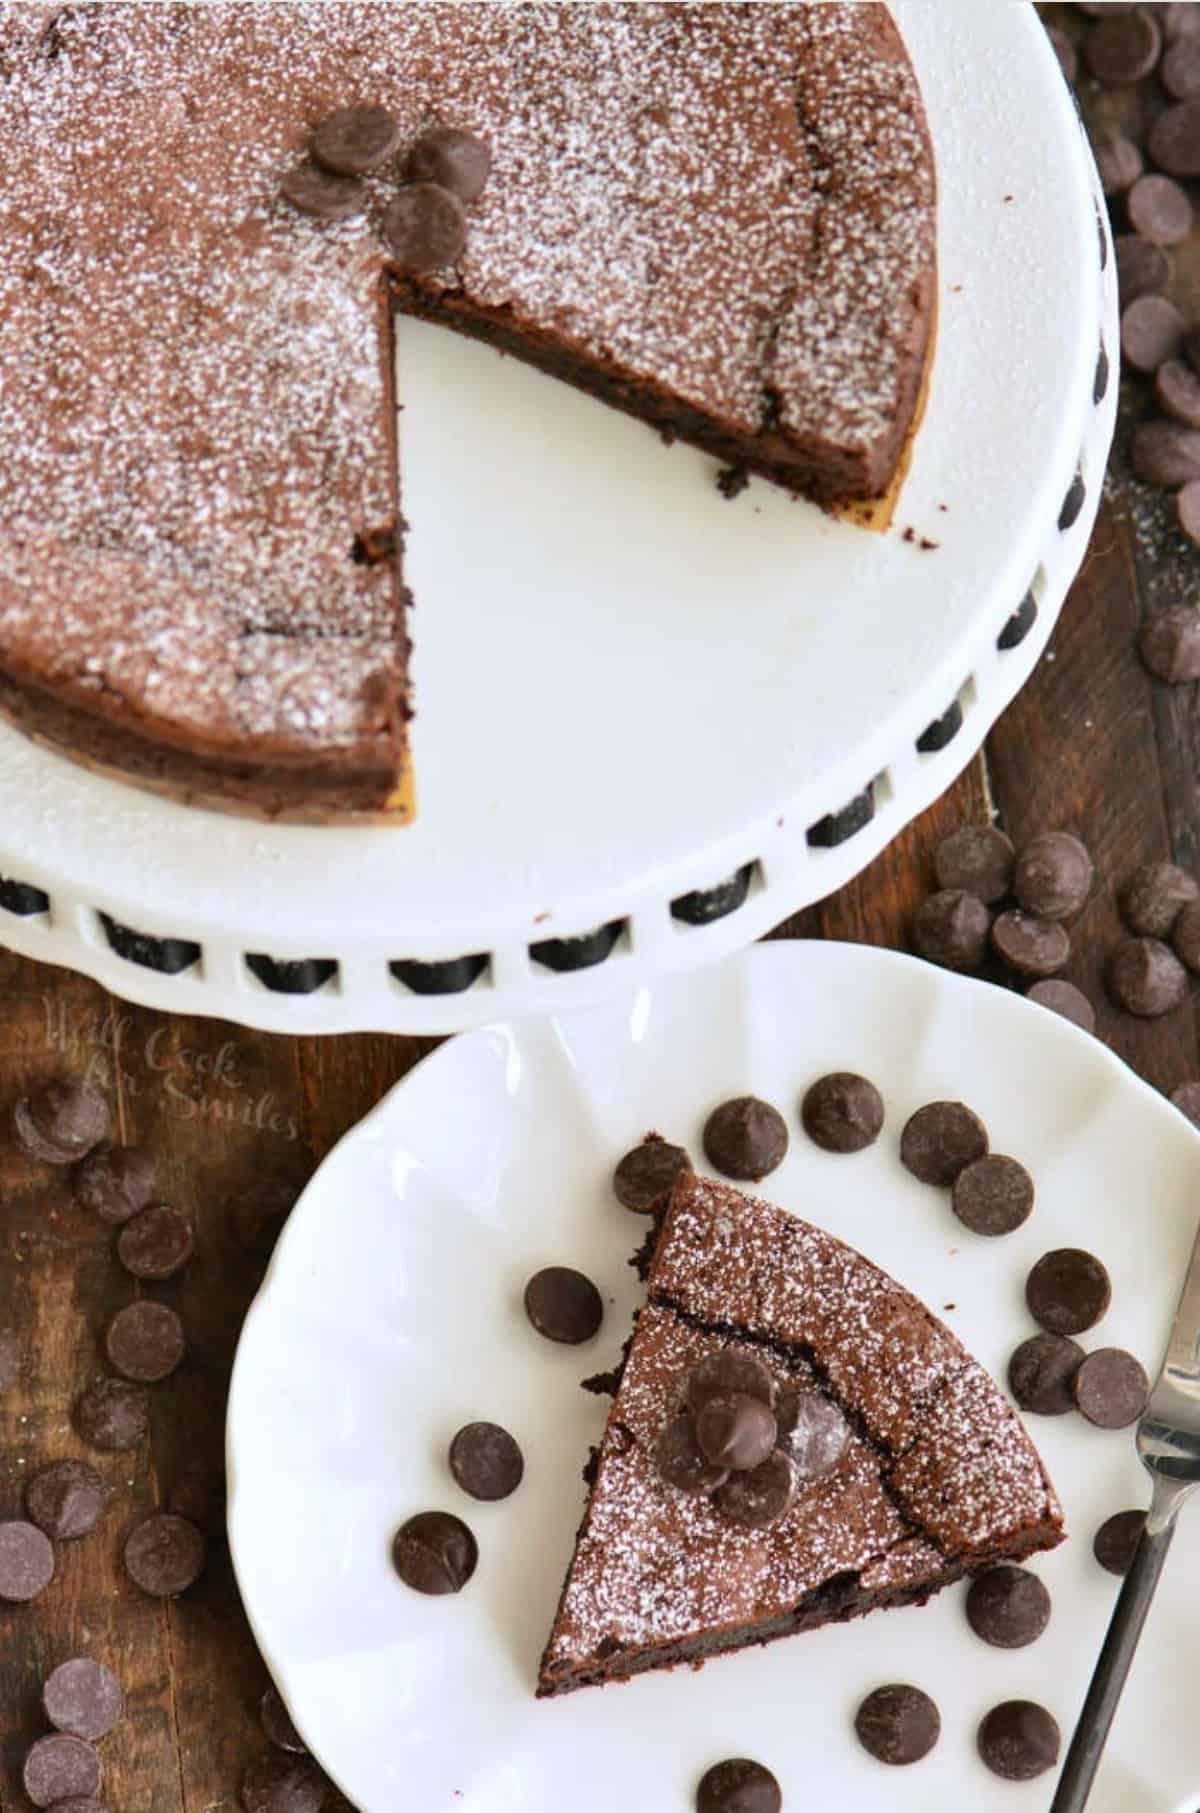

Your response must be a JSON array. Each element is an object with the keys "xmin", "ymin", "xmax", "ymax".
[
  {"xmin": 545, "ymin": 1305, "xmax": 916, "ymax": 1665},
  {"xmin": 0, "ymin": 2, "xmax": 932, "ymax": 770},
  {"xmin": 0, "ymin": 1, "xmax": 401, "ymax": 758},
  {"xmin": 654, "ymin": 1173, "xmax": 967, "ymax": 1451},
  {"xmin": 544, "ymin": 1176, "xmax": 1061, "ymax": 1675},
  {"xmin": 890, "ymin": 1362, "xmax": 1064, "ymax": 1551}
]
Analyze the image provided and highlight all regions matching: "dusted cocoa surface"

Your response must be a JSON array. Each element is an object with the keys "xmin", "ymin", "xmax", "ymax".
[
  {"xmin": 538, "ymin": 1173, "xmax": 1062, "ymax": 1697},
  {"xmin": 0, "ymin": 4, "xmax": 934, "ymax": 817}
]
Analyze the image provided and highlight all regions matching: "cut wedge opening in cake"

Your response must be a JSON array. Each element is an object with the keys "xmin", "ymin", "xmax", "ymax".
[
  {"xmin": 537, "ymin": 1172, "xmax": 1063, "ymax": 1698},
  {"xmin": 0, "ymin": 3, "xmax": 935, "ymax": 821}
]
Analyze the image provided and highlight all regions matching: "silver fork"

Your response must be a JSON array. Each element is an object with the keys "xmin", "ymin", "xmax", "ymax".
[{"xmin": 1050, "ymin": 1216, "xmax": 1200, "ymax": 1813}]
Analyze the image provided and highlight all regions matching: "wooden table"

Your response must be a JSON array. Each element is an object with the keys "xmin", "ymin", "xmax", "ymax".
[{"xmin": 2, "ymin": 22, "xmax": 1197, "ymax": 1810}]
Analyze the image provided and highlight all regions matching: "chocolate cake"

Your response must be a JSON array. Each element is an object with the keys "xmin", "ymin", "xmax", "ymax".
[
  {"xmin": 538, "ymin": 1173, "xmax": 1062, "ymax": 1696},
  {"xmin": 0, "ymin": 4, "xmax": 935, "ymax": 820}
]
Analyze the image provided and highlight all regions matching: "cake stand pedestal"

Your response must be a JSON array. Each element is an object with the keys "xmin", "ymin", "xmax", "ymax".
[{"xmin": 0, "ymin": 3, "xmax": 1116, "ymax": 1034}]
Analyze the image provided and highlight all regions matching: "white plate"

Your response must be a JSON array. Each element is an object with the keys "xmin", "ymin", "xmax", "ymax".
[
  {"xmin": 228, "ymin": 943, "xmax": 1200, "ymax": 1813},
  {"xmin": 0, "ymin": 4, "xmax": 1116, "ymax": 1034}
]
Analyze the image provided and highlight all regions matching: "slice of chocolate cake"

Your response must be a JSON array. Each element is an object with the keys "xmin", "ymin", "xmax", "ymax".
[
  {"xmin": 537, "ymin": 1173, "xmax": 1062, "ymax": 1697},
  {"xmin": 0, "ymin": 4, "xmax": 935, "ymax": 819}
]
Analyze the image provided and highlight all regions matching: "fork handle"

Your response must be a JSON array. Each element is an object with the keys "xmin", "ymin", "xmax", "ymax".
[{"xmin": 1050, "ymin": 1480, "xmax": 1184, "ymax": 1813}]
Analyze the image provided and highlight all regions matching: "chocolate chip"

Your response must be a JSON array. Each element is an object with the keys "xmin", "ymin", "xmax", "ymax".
[
  {"xmin": 1131, "ymin": 419, "xmax": 1200, "ymax": 485},
  {"xmin": 694, "ymin": 1393, "xmax": 777, "ymax": 1472},
  {"xmin": 123, "ymin": 1514, "xmax": 206, "ymax": 1596},
  {"xmin": 978, "ymin": 1701, "xmax": 1061, "ymax": 1781},
  {"xmin": 900, "ymin": 1101, "xmax": 988, "ymax": 1186},
  {"xmin": 1084, "ymin": 6, "xmax": 1162, "ymax": 82},
  {"xmin": 229, "ymin": 1179, "xmax": 299, "ymax": 1256},
  {"xmin": 25, "ymin": 1460, "xmax": 110, "ymax": 1539},
  {"xmin": 406, "ymin": 126, "xmax": 492, "ymax": 202},
  {"xmin": 240, "ymin": 1752, "xmax": 328, "ymax": 1813},
  {"xmin": 1164, "ymin": 3, "xmax": 1200, "ymax": 42},
  {"xmin": 912, "ymin": 889, "xmax": 991, "ymax": 971},
  {"xmin": 774, "ymin": 1388, "xmax": 849, "ymax": 1482},
  {"xmin": 966, "ymin": 1566, "xmax": 1052, "ymax": 1649},
  {"xmin": 43, "ymin": 1659, "xmax": 123, "ymax": 1741},
  {"xmin": 1073, "ymin": 1347, "xmax": 1150, "ymax": 1428},
  {"xmin": 1120, "ymin": 860, "xmax": 1200, "ymax": 937},
  {"xmin": 612, "ymin": 1135, "xmax": 693, "ymax": 1213},
  {"xmin": 392, "ymin": 1510, "xmax": 478, "ymax": 1594},
  {"xmin": 854, "ymin": 1683, "xmax": 941, "ymax": 1765},
  {"xmin": 1026, "ymin": 979, "xmax": 1096, "ymax": 1033},
  {"xmin": 1008, "ymin": 1333, "xmax": 1085, "ymax": 1415},
  {"xmin": 991, "ymin": 911, "xmax": 1070, "ymax": 978},
  {"xmin": 1128, "ymin": 172, "xmax": 1193, "ymax": 244},
  {"xmin": 1108, "ymin": 936, "xmax": 1189, "ymax": 1015},
  {"xmin": 711, "ymin": 1450, "xmax": 795, "ymax": 1529},
  {"xmin": 382, "ymin": 183, "xmax": 467, "ymax": 272},
  {"xmin": 104, "ymin": 1300, "xmax": 185, "ymax": 1383},
  {"xmin": 73, "ymin": 1146, "xmax": 155, "ymax": 1224},
  {"xmin": 1174, "ymin": 898, "xmax": 1200, "ymax": 970},
  {"xmin": 74, "ymin": 1377, "xmax": 149, "ymax": 1451},
  {"xmin": 116, "ymin": 1204, "xmax": 194, "ymax": 1279},
  {"xmin": 687, "ymin": 1350, "xmax": 775, "ymax": 1413},
  {"xmin": 1163, "ymin": 30, "xmax": 1200, "ymax": 93},
  {"xmin": 951, "ymin": 1155, "xmax": 1034, "ymax": 1237},
  {"xmin": 702, "ymin": 1096, "xmax": 788, "ymax": 1181},
  {"xmin": 22, "ymin": 1735, "xmax": 101, "ymax": 1809},
  {"xmin": 695, "ymin": 1757, "xmax": 782, "ymax": 1813},
  {"xmin": 1154, "ymin": 359, "xmax": 1200, "ymax": 430},
  {"xmin": 448, "ymin": 1422, "xmax": 524, "ymax": 1501},
  {"xmin": 15, "ymin": 1079, "xmax": 110, "ymax": 1165},
  {"xmin": 1148, "ymin": 98, "xmax": 1200, "ymax": 176},
  {"xmin": 311, "ymin": 104, "xmax": 400, "ymax": 175},
  {"xmin": 1121, "ymin": 295, "xmax": 1186, "ymax": 372},
  {"xmin": 1095, "ymin": 132, "xmax": 1144, "ymax": 197},
  {"xmin": 279, "ymin": 162, "xmax": 366, "ymax": 221},
  {"xmin": 1094, "ymin": 1508, "xmax": 1146, "ymax": 1576},
  {"xmin": 1013, "ymin": 831, "xmax": 1093, "ymax": 920},
  {"xmin": 1139, "ymin": 606, "xmax": 1200, "ymax": 681},
  {"xmin": 1170, "ymin": 1079, "xmax": 1200, "ymax": 1125},
  {"xmin": 261, "ymin": 1686, "xmax": 307, "ymax": 1755},
  {"xmin": 799, "ymin": 1073, "xmax": 884, "ymax": 1154},
  {"xmin": 1026, "ymin": 1248, "xmax": 1112, "ymax": 1336},
  {"xmin": 523, "ymin": 1266, "xmax": 603, "ymax": 1344},
  {"xmin": 933, "ymin": 824, "xmax": 1015, "ymax": 903},
  {"xmin": 0, "ymin": 1520, "xmax": 55, "ymax": 1601},
  {"xmin": 1177, "ymin": 478, "xmax": 1200, "ymax": 544},
  {"xmin": 656, "ymin": 1413, "xmax": 730, "ymax": 1496},
  {"xmin": 1116, "ymin": 233, "xmax": 1172, "ymax": 304}
]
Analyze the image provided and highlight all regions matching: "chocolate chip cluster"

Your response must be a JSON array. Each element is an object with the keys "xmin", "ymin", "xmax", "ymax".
[
  {"xmin": 1009, "ymin": 1245, "xmax": 1149, "ymax": 1431},
  {"xmin": 914, "ymin": 822, "xmax": 1200, "ymax": 1034},
  {"xmin": 1047, "ymin": 5, "xmax": 1200, "ymax": 666},
  {"xmin": 9, "ymin": 1078, "xmax": 213, "ymax": 1602},
  {"xmin": 279, "ymin": 103, "xmax": 491, "ymax": 272},
  {"xmin": 654, "ymin": 1348, "xmax": 848, "ymax": 1531},
  {"xmin": 1111, "ymin": 857, "xmax": 1200, "ymax": 1013},
  {"xmin": 913, "ymin": 825, "xmax": 1095, "ymax": 1016},
  {"xmin": 20, "ymin": 1657, "xmax": 124, "ymax": 1810}
]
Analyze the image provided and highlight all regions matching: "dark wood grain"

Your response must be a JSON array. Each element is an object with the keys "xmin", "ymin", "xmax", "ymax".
[{"xmin": 4, "ymin": 15, "xmax": 1200, "ymax": 1810}]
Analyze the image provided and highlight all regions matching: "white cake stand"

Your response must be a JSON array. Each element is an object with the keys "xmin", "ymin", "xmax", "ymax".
[{"xmin": 0, "ymin": 2, "xmax": 1116, "ymax": 1034}]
